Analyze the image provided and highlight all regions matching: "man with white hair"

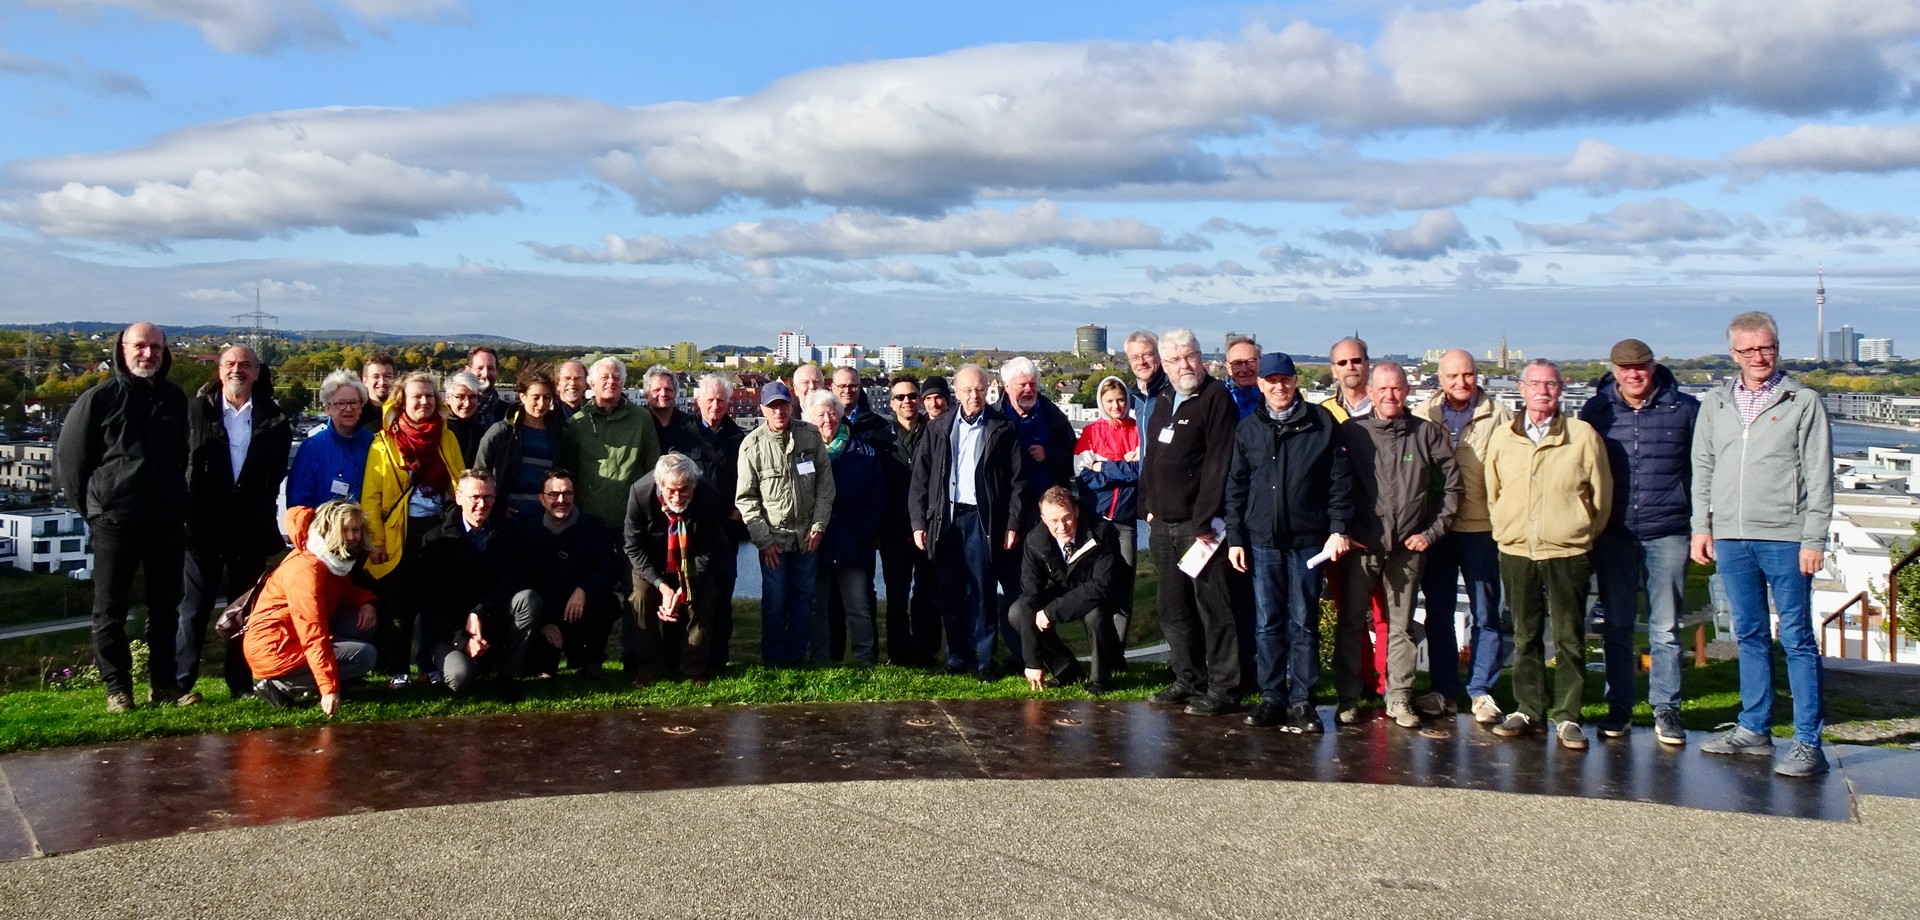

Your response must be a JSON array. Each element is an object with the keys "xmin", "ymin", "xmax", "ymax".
[
  {"xmin": 910, "ymin": 363, "xmax": 1028, "ymax": 678},
  {"xmin": 58, "ymin": 321, "xmax": 190, "ymax": 713},
  {"xmin": 1139, "ymin": 328, "xmax": 1243, "ymax": 715},
  {"xmin": 626, "ymin": 453, "xmax": 733, "ymax": 683},
  {"xmin": 175, "ymin": 345, "xmax": 293, "ymax": 703},
  {"xmin": 570, "ymin": 356, "xmax": 662, "ymax": 677},
  {"xmin": 693, "ymin": 373, "xmax": 748, "ymax": 672},
  {"xmin": 791, "ymin": 363, "xmax": 827, "ymax": 404},
  {"xmin": 998, "ymin": 355, "xmax": 1076, "ymax": 646}
]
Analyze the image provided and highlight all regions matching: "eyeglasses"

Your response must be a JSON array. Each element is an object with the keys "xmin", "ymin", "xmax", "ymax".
[
  {"xmin": 891, "ymin": 393, "xmax": 919, "ymax": 401},
  {"xmin": 1733, "ymin": 345, "xmax": 1780, "ymax": 358},
  {"xmin": 1521, "ymin": 380, "xmax": 1563, "ymax": 390},
  {"xmin": 543, "ymin": 490, "xmax": 574, "ymax": 499},
  {"xmin": 327, "ymin": 400, "xmax": 362, "ymax": 410},
  {"xmin": 1332, "ymin": 358, "xmax": 1367, "ymax": 367}
]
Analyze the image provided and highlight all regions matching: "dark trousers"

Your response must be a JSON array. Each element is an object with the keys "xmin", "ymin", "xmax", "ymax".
[
  {"xmin": 880, "ymin": 533, "xmax": 941, "ymax": 666},
  {"xmin": 176, "ymin": 546, "xmax": 268, "ymax": 697},
  {"xmin": 631, "ymin": 578, "xmax": 719, "ymax": 680},
  {"xmin": 1149, "ymin": 520, "xmax": 1239, "ymax": 699},
  {"xmin": 935, "ymin": 505, "xmax": 999, "ymax": 673},
  {"xmin": 1105, "ymin": 518, "xmax": 1137, "ymax": 669},
  {"xmin": 522, "ymin": 591, "xmax": 618, "ymax": 676},
  {"xmin": 1008, "ymin": 598, "xmax": 1117, "ymax": 685},
  {"xmin": 374, "ymin": 517, "xmax": 435, "ymax": 676},
  {"xmin": 432, "ymin": 589, "xmax": 540, "ymax": 692},
  {"xmin": 90, "ymin": 518, "xmax": 186, "ymax": 698},
  {"xmin": 1500, "ymin": 552, "xmax": 1592, "ymax": 725}
]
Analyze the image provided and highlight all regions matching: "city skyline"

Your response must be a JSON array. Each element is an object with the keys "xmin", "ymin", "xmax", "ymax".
[{"xmin": 3, "ymin": 2, "xmax": 1920, "ymax": 357}]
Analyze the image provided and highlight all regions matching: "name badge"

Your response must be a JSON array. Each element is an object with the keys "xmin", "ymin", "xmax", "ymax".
[
  {"xmin": 1156, "ymin": 426, "xmax": 1175, "ymax": 444},
  {"xmin": 796, "ymin": 459, "xmax": 816, "ymax": 476},
  {"xmin": 330, "ymin": 479, "xmax": 351, "ymax": 497}
]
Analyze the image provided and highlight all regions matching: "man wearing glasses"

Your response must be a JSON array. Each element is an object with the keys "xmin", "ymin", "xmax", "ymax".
[
  {"xmin": 881, "ymin": 375, "xmax": 940, "ymax": 667},
  {"xmin": 521, "ymin": 469, "xmax": 621, "ymax": 679},
  {"xmin": 1692, "ymin": 312, "xmax": 1834, "ymax": 777},
  {"xmin": 1223, "ymin": 335, "xmax": 1262, "ymax": 418},
  {"xmin": 1485, "ymin": 360, "xmax": 1611, "ymax": 751},
  {"xmin": 1326, "ymin": 337, "xmax": 1373, "ymax": 421}
]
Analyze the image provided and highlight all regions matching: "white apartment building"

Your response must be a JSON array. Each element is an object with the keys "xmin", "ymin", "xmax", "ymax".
[
  {"xmin": 0, "ymin": 508, "xmax": 91, "ymax": 575},
  {"xmin": 0, "ymin": 441, "xmax": 58, "ymax": 494}
]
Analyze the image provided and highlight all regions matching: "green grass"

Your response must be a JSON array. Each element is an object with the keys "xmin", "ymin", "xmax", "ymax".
[{"xmin": 0, "ymin": 555, "xmax": 1904, "ymax": 755}]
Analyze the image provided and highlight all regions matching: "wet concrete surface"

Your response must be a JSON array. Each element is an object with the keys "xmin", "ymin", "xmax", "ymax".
[{"xmin": 1, "ymin": 699, "xmax": 1913, "ymax": 860}]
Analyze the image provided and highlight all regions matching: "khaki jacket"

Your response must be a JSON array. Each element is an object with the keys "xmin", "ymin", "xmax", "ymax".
[
  {"xmin": 736, "ymin": 421, "xmax": 836, "ymax": 551},
  {"xmin": 1485, "ymin": 413, "xmax": 1612, "ymax": 560},
  {"xmin": 1413, "ymin": 389, "xmax": 1513, "ymax": 533}
]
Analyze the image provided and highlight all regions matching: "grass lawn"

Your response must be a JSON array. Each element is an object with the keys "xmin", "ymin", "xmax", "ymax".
[{"xmin": 0, "ymin": 557, "xmax": 1906, "ymax": 755}]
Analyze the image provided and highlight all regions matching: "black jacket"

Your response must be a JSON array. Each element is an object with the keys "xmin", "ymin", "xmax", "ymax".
[
  {"xmin": 474, "ymin": 411, "xmax": 578, "ymax": 492},
  {"xmin": 1224, "ymin": 403, "xmax": 1354, "ymax": 550},
  {"xmin": 654, "ymin": 407, "xmax": 716, "ymax": 476},
  {"xmin": 1018, "ymin": 512, "xmax": 1129, "ymax": 622},
  {"xmin": 1139, "ymin": 375, "xmax": 1240, "ymax": 537},
  {"xmin": 446, "ymin": 414, "xmax": 486, "ymax": 467},
  {"xmin": 695, "ymin": 415, "xmax": 748, "ymax": 545},
  {"xmin": 908, "ymin": 405, "xmax": 1027, "ymax": 559},
  {"xmin": 882, "ymin": 413, "xmax": 927, "ymax": 537},
  {"xmin": 1002, "ymin": 397, "xmax": 1076, "ymax": 502},
  {"xmin": 518, "ymin": 509, "xmax": 620, "ymax": 607},
  {"xmin": 56, "ymin": 329, "xmax": 189, "ymax": 527},
  {"xmin": 184, "ymin": 366, "xmax": 293, "ymax": 555},
  {"xmin": 624, "ymin": 473, "xmax": 732, "ymax": 592},
  {"xmin": 416, "ymin": 506, "xmax": 528, "ymax": 644}
]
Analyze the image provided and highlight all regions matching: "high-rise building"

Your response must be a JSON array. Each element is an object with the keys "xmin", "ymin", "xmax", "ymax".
[
  {"xmin": 670, "ymin": 341, "xmax": 698, "ymax": 366},
  {"xmin": 880, "ymin": 345, "xmax": 905, "ymax": 372},
  {"xmin": 776, "ymin": 331, "xmax": 812, "ymax": 365},
  {"xmin": 1860, "ymin": 337, "xmax": 1894, "ymax": 362},
  {"xmin": 1075, "ymin": 324, "xmax": 1108, "ymax": 357},
  {"xmin": 824, "ymin": 343, "xmax": 864, "ymax": 367},
  {"xmin": 1828, "ymin": 324, "xmax": 1862, "ymax": 363}
]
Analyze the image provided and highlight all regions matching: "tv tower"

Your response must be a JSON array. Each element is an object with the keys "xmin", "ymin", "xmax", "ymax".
[{"xmin": 1815, "ymin": 267, "xmax": 1826, "ymax": 362}]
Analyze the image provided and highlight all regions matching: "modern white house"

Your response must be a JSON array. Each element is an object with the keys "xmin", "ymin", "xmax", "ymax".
[
  {"xmin": 1816, "ymin": 466, "xmax": 1920, "ymax": 663},
  {"xmin": 0, "ymin": 507, "xmax": 91, "ymax": 575}
]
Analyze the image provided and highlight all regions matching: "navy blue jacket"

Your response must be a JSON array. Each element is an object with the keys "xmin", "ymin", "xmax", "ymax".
[
  {"xmin": 1577, "ymin": 366, "xmax": 1700, "ymax": 539},
  {"xmin": 1224, "ymin": 402, "xmax": 1354, "ymax": 550},
  {"xmin": 823, "ymin": 435, "xmax": 886, "ymax": 566}
]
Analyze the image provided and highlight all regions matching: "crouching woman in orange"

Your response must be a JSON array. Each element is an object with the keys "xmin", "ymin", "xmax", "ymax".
[{"xmin": 243, "ymin": 500, "xmax": 380, "ymax": 716}]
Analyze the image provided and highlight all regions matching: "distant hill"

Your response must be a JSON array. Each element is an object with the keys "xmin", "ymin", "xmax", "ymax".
[{"xmin": 2, "ymin": 322, "xmax": 531, "ymax": 347}]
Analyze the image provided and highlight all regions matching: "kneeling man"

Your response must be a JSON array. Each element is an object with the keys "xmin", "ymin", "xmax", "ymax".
[{"xmin": 1008, "ymin": 487, "xmax": 1130, "ymax": 693}]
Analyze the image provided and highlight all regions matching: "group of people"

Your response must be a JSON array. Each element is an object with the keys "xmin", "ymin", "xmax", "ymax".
[{"xmin": 56, "ymin": 309, "xmax": 1835, "ymax": 777}]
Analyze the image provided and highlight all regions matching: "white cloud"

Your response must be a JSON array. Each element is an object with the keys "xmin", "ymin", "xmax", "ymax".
[
  {"xmin": 1731, "ymin": 123, "xmax": 1920, "ymax": 175},
  {"xmin": 1785, "ymin": 196, "xmax": 1919, "ymax": 239},
  {"xmin": 0, "ymin": 45, "xmax": 148, "ymax": 95},
  {"xmin": 868, "ymin": 262, "xmax": 941, "ymax": 284},
  {"xmin": 1003, "ymin": 260, "xmax": 1062, "ymax": 280},
  {"xmin": 1144, "ymin": 260, "xmax": 1256, "ymax": 283},
  {"xmin": 1515, "ymin": 198, "xmax": 1761, "ymax": 246},
  {"xmin": 180, "ymin": 278, "xmax": 321, "ymax": 302},
  {"xmin": 526, "ymin": 200, "xmax": 1175, "ymax": 265},
  {"xmin": 1260, "ymin": 242, "xmax": 1370, "ymax": 279},
  {"xmin": 1374, "ymin": 209, "xmax": 1472, "ymax": 260},
  {"xmin": 1, "ymin": 151, "xmax": 516, "ymax": 242},
  {"xmin": 27, "ymin": 0, "xmax": 464, "ymax": 55}
]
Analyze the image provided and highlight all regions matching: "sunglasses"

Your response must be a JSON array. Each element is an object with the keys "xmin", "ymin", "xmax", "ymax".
[
  {"xmin": 891, "ymin": 392, "xmax": 919, "ymax": 401},
  {"xmin": 1333, "ymin": 358, "xmax": 1367, "ymax": 367}
]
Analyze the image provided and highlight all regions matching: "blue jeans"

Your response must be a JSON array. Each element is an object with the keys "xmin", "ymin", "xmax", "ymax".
[
  {"xmin": 1593, "ymin": 532, "xmax": 1688, "ymax": 714},
  {"xmin": 1420, "ymin": 530, "xmax": 1507, "ymax": 699},
  {"xmin": 1248, "ymin": 544, "xmax": 1324, "ymax": 706},
  {"xmin": 1716, "ymin": 539, "xmax": 1824, "ymax": 746},
  {"xmin": 759, "ymin": 546, "xmax": 818, "ymax": 666}
]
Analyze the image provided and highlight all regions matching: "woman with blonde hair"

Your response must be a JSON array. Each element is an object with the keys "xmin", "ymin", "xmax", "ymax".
[
  {"xmin": 1073, "ymin": 374, "xmax": 1142, "ymax": 662},
  {"xmin": 243, "ymin": 500, "xmax": 380, "ymax": 716},
  {"xmin": 363, "ymin": 370, "xmax": 466, "ymax": 685}
]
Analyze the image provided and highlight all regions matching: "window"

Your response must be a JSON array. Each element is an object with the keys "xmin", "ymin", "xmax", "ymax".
[
  {"xmin": 61, "ymin": 539, "xmax": 80, "ymax": 554},
  {"xmin": 32, "ymin": 540, "xmax": 49, "ymax": 554},
  {"xmin": 39, "ymin": 520, "xmax": 56, "ymax": 536}
]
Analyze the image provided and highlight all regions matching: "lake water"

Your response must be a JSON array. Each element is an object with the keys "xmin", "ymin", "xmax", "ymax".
[{"xmin": 1832, "ymin": 421, "xmax": 1919, "ymax": 455}]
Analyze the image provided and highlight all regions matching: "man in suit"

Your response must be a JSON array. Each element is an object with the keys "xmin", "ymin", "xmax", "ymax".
[
  {"xmin": 1008, "ymin": 487, "xmax": 1129, "ymax": 693},
  {"xmin": 909, "ymin": 363, "xmax": 1027, "ymax": 678}
]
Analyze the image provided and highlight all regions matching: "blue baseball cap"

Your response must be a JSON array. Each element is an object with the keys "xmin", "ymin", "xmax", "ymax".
[
  {"xmin": 1259, "ymin": 352, "xmax": 1297, "ymax": 378},
  {"xmin": 760, "ymin": 381, "xmax": 794, "ymax": 405}
]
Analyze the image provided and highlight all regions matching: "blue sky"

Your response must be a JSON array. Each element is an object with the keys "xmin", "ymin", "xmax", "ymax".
[{"xmin": 2, "ymin": 0, "xmax": 1918, "ymax": 360}]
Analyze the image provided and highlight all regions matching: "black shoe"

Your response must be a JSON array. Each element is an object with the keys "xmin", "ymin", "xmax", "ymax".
[
  {"xmin": 253, "ymin": 679, "xmax": 293, "ymax": 709},
  {"xmin": 1598, "ymin": 709, "xmax": 1632, "ymax": 738},
  {"xmin": 1288, "ymin": 704, "xmax": 1325, "ymax": 734},
  {"xmin": 1244, "ymin": 700, "xmax": 1287, "ymax": 727},
  {"xmin": 1184, "ymin": 694, "xmax": 1238, "ymax": 716},
  {"xmin": 1084, "ymin": 681, "xmax": 1110, "ymax": 696},
  {"xmin": 1148, "ymin": 684, "xmax": 1194, "ymax": 705}
]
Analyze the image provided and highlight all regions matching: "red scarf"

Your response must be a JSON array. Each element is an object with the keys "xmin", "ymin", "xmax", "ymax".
[
  {"xmin": 390, "ymin": 411, "xmax": 451, "ymax": 498},
  {"xmin": 660, "ymin": 492, "xmax": 694, "ymax": 603}
]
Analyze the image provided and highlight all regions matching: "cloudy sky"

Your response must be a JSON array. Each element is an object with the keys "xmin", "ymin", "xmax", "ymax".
[{"xmin": 3, "ymin": 0, "xmax": 1918, "ymax": 359}]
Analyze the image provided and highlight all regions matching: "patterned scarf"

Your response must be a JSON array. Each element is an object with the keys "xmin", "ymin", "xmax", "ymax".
[
  {"xmin": 824, "ymin": 422, "xmax": 851, "ymax": 459},
  {"xmin": 660, "ymin": 492, "xmax": 694, "ymax": 603},
  {"xmin": 389, "ymin": 410, "xmax": 451, "ymax": 497}
]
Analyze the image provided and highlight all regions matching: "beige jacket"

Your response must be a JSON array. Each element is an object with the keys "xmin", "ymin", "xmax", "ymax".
[
  {"xmin": 1485, "ymin": 413, "xmax": 1612, "ymax": 560},
  {"xmin": 735, "ymin": 421, "xmax": 835, "ymax": 551},
  {"xmin": 1413, "ymin": 389, "xmax": 1512, "ymax": 534}
]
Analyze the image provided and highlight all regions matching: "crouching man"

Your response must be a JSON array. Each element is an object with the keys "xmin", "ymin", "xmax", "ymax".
[
  {"xmin": 1008, "ymin": 487, "xmax": 1130, "ymax": 693},
  {"xmin": 626, "ymin": 453, "xmax": 733, "ymax": 683},
  {"xmin": 418, "ymin": 470, "xmax": 540, "ymax": 700}
]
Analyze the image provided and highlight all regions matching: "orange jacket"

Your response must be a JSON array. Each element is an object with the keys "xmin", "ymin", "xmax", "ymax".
[{"xmin": 242, "ymin": 506, "xmax": 377, "ymax": 696}]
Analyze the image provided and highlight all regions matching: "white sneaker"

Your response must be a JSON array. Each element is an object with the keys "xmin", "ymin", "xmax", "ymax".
[{"xmin": 1471, "ymin": 694, "xmax": 1503, "ymax": 725}]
